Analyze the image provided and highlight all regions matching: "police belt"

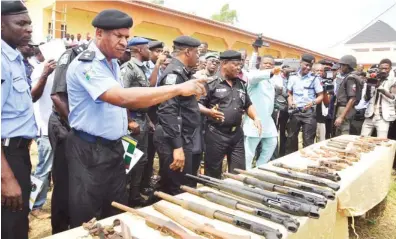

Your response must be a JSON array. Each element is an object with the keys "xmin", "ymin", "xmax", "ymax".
[
  {"xmin": 208, "ymin": 124, "xmax": 241, "ymax": 134},
  {"xmin": 73, "ymin": 129, "xmax": 119, "ymax": 145},
  {"xmin": 53, "ymin": 112, "xmax": 71, "ymax": 131},
  {"xmin": 129, "ymin": 111, "xmax": 147, "ymax": 119},
  {"xmin": 1, "ymin": 137, "xmax": 32, "ymax": 149}
]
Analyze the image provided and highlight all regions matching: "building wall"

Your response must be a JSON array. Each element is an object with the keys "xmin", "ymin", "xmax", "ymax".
[{"xmin": 27, "ymin": 0, "xmax": 329, "ymax": 61}]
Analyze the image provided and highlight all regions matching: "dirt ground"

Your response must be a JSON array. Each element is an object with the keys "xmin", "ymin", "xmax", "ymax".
[{"xmin": 28, "ymin": 141, "xmax": 396, "ymax": 239}]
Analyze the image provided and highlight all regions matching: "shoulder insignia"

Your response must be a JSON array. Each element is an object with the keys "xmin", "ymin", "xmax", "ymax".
[
  {"xmin": 58, "ymin": 53, "xmax": 70, "ymax": 66},
  {"xmin": 1, "ymin": 79, "xmax": 5, "ymax": 84},
  {"xmin": 83, "ymin": 66, "xmax": 95, "ymax": 81},
  {"xmin": 78, "ymin": 50, "xmax": 95, "ymax": 62},
  {"xmin": 289, "ymin": 72, "xmax": 297, "ymax": 76},
  {"xmin": 165, "ymin": 74, "xmax": 178, "ymax": 85}
]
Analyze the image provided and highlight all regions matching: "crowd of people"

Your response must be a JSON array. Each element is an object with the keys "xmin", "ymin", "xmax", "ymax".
[{"xmin": 2, "ymin": 2, "xmax": 396, "ymax": 239}]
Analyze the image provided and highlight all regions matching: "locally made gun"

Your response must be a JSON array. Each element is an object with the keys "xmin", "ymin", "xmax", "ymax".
[
  {"xmin": 153, "ymin": 201, "xmax": 249, "ymax": 239},
  {"xmin": 111, "ymin": 202, "xmax": 201, "ymax": 239},
  {"xmin": 186, "ymin": 174, "xmax": 320, "ymax": 218},
  {"xmin": 82, "ymin": 218, "xmax": 139, "ymax": 239},
  {"xmin": 180, "ymin": 185, "xmax": 300, "ymax": 232},
  {"xmin": 224, "ymin": 172, "xmax": 327, "ymax": 208},
  {"xmin": 272, "ymin": 163, "xmax": 341, "ymax": 182},
  {"xmin": 320, "ymin": 146, "xmax": 360, "ymax": 159},
  {"xmin": 154, "ymin": 191, "xmax": 283, "ymax": 239},
  {"xmin": 258, "ymin": 166, "xmax": 340, "ymax": 191},
  {"xmin": 234, "ymin": 169, "xmax": 335, "ymax": 200}
]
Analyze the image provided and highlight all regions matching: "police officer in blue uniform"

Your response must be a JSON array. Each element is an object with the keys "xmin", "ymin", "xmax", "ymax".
[
  {"xmin": 286, "ymin": 54, "xmax": 324, "ymax": 155},
  {"xmin": 155, "ymin": 36, "xmax": 203, "ymax": 195},
  {"xmin": 1, "ymin": 1, "xmax": 35, "ymax": 238},
  {"xmin": 65, "ymin": 10, "xmax": 206, "ymax": 227}
]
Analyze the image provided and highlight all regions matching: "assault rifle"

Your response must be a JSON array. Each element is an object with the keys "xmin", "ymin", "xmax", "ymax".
[
  {"xmin": 186, "ymin": 174, "xmax": 320, "ymax": 218},
  {"xmin": 153, "ymin": 202, "xmax": 249, "ymax": 239},
  {"xmin": 224, "ymin": 172, "xmax": 327, "ymax": 208},
  {"xmin": 154, "ymin": 191, "xmax": 283, "ymax": 239},
  {"xmin": 258, "ymin": 166, "xmax": 340, "ymax": 191},
  {"xmin": 111, "ymin": 202, "xmax": 200, "ymax": 239},
  {"xmin": 180, "ymin": 185, "xmax": 300, "ymax": 232}
]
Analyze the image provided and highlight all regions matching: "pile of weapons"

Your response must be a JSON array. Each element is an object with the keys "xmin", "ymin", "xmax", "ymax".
[
  {"xmin": 111, "ymin": 163, "xmax": 343, "ymax": 239},
  {"xmin": 297, "ymin": 136, "xmax": 391, "ymax": 173},
  {"xmin": 81, "ymin": 217, "xmax": 138, "ymax": 239}
]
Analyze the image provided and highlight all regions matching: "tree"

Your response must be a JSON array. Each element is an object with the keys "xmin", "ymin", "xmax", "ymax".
[
  {"xmin": 150, "ymin": 0, "xmax": 164, "ymax": 5},
  {"xmin": 211, "ymin": 4, "xmax": 238, "ymax": 25}
]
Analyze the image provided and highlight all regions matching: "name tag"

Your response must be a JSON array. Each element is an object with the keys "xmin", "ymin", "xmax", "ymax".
[{"xmin": 216, "ymin": 89, "xmax": 227, "ymax": 92}]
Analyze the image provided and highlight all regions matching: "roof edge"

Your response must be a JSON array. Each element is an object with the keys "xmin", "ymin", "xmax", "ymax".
[{"xmin": 125, "ymin": 0, "xmax": 337, "ymax": 61}]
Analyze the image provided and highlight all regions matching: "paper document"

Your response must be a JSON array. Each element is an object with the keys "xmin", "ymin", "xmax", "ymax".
[
  {"xmin": 29, "ymin": 176, "xmax": 43, "ymax": 210},
  {"xmin": 122, "ymin": 135, "xmax": 143, "ymax": 174},
  {"xmin": 39, "ymin": 39, "xmax": 66, "ymax": 61}
]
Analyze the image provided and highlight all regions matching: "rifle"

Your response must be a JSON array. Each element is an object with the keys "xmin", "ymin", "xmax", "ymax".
[
  {"xmin": 153, "ymin": 202, "xmax": 250, "ymax": 239},
  {"xmin": 273, "ymin": 163, "xmax": 341, "ymax": 182},
  {"xmin": 234, "ymin": 169, "xmax": 335, "ymax": 200},
  {"xmin": 258, "ymin": 166, "xmax": 340, "ymax": 191},
  {"xmin": 111, "ymin": 202, "xmax": 201, "ymax": 239},
  {"xmin": 154, "ymin": 191, "xmax": 283, "ymax": 239},
  {"xmin": 186, "ymin": 174, "xmax": 320, "ymax": 218},
  {"xmin": 180, "ymin": 185, "xmax": 300, "ymax": 233},
  {"xmin": 224, "ymin": 172, "xmax": 327, "ymax": 208}
]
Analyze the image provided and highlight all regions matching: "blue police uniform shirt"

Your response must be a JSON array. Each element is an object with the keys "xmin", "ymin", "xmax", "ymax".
[
  {"xmin": 287, "ymin": 71, "xmax": 323, "ymax": 108},
  {"xmin": 67, "ymin": 42, "xmax": 128, "ymax": 140},
  {"xmin": 1, "ymin": 39, "xmax": 37, "ymax": 139}
]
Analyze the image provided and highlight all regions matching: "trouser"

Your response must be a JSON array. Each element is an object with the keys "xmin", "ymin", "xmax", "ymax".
[
  {"xmin": 316, "ymin": 123, "xmax": 326, "ymax": 142},
  {"xmin": 278, "ymin": 110, "xmax": 289, "ymax": 157},
  {"xmin": 204, "ymin": 125, "xmax": 245, "ymax": 179},
  {"xmin": 48, "ymin": 113, "xmax": 70, "ymax": 234},
  {"xmin": 334, "ymin": 106, "xmax": 356, "ymax": 136},
  {"xmin": 361, "ymin": 115, "xmax": 390, "ymax": 138},
  {"xmin": 285, "ymin": 110, "xmax": 316, "ymax": 155},
  {"xmin": 1, "ymin": 138, "xmax": 32, "ymax": 239},
  {"xmin": 128, "ymin": 130, "xmax": 148, "ymax": 206},
  {"xmin": 66, "ymin": 131, "xmax": 127, "ymax": 228},
  {"xmin": 325, "ymin": 118, "xmax": 333, "ymax": 139},
  {"xmin": 245, "ymin": 136, "xmax": 277, "ymax": 170},
  {"xmin": 154, "ymin": 125, "xmax": 194, "ymax": 195},
  {"xmin": 350, "ymin": 119, "xmax": 365, "ymax": 135},
  {"xmin": 140, "ymin": 131, "xmax": 156, "ymax": 191},
  {"xmin": 32, "ymin": 135, "xmax": 53, "ymax": 209}
]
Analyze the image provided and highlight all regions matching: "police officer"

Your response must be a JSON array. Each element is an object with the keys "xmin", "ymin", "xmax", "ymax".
[
  {"xmin": 65, "ymin": 10, "xmax": 206, "ymax": 227},
  {"xmin": 154, "ymin": 36, "xmax": 203, "ymax": 195},
  {"xmin": 199, "ymin": 50, "xmax": 261, "ymax": 179},
  {"xmin": 120, "ymin": 37, "xmax": 152, "ymax": 207},
  {"xmin": 1, "ymin": 2, "xmax": 35, "ymax": 238},
  {"xmin": 334, "ymin": 55, "xmax": 360, "ymax": 136},
  {"xmin": 49, "ymin": 42, "xmax": 88, "ymax": 233},
  {"xmin": 194, "ymin": 53, "xmax": 219, "ymax": 78},
  {"xmin": 285, "ymin": 54, "xmax": 324, "ymax": 155}
]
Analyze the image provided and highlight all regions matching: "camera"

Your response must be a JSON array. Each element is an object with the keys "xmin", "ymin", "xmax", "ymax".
[
  {"xmin": 321, "ymin": 66, "xmax": 335, "ymax": 94},
  {"xmin": 366, "ymin": 68, "xmax": 379, "ymax": 87},
  {"xmin": 252, "ymin": 34, "xmax": 270, "ymax": 48}
]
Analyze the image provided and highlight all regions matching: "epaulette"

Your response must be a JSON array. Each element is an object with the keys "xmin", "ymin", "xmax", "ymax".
[
  {"xmin": 72, "ymin": 44, "xmax": 88, "ymax": 55},
  {"xmin": 289, "ymin": 72, "xmax": 297, "ymax": 76},
  {"xmin": 78, "ymin": 50, "xmax": 95, "ymax": 62},
  {"xmin": 172, "ymin": 66, "xmax": 183, "ymax": 75}
]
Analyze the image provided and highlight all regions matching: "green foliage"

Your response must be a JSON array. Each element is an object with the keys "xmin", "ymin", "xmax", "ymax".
[{"xmin": 211, "ymin": 3, "xmax": 238, "ymax": 25}]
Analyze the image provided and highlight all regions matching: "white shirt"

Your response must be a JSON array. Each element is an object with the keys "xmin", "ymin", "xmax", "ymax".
[{"xmin": 31, "ymin": 63, "xmax": 55, "ymax": 136}]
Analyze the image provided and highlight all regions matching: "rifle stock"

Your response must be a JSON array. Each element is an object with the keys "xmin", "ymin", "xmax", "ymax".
[
  {"xmin": 180, "ymin": 185, "xmax": 300, "ymax": 233},
  {"xmin": 153, "ymin": 202, "xmax": 250, "ymax": 239},
  {"xmin": 111, "ymin": 202, "xmax": 200, "ymax": 239},
  {"xmin": 154, "ymin": 191, "xmax": 283, "ymax": 239}
]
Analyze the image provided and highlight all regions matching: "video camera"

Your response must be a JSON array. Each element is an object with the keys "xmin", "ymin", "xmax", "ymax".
[{"xmin": 321, "ymin": 66, "xmax": 335, "ymax": 94}]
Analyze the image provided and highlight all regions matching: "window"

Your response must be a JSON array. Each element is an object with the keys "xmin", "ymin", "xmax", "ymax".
[
  {"xmin": 61, "ymin": 24, "xmax": 67, "ymax": 39},
  {"xmin": 353, "ymin": 48, "xmax": 370, "ymax": 52},
  {"xmin": 372, "ymin": 47, "xmax": 390, "ymax": 52}
]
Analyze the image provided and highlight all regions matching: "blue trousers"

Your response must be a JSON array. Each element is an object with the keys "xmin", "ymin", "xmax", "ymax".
[
  {"xmin": 33, "ymin": 136, "xmax": 53, "ymax": 209},
  {"xmin": 244, "ymin": 136, "xmax": 277, "ymax": 170}
]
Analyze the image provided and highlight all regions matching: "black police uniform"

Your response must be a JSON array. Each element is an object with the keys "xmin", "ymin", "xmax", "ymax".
[
  {"xmin": 199, "ymin": 51, "xmax": 253, "ymax": 179},
  {"xmin": 154, "ymin": 36, "xmax": 201, "ymax": 195},
  {"xmin": 48, "ymin": 44, "xmax": 87, "ymax": 233}
]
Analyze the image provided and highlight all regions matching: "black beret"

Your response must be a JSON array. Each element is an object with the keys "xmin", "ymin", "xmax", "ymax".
[
  {"xmin": 92, "ymin": 9, "xmax": 133, "ymax": 30},
  {"xmin": 1, "ymin": 0, "xmax": 28, "ymax": 16},
  {"xmin": 220, "ymin": 50, "xmax": 242, "ymax": 60},
  {"xmin": 301, "ymin": 53, "xmax": 315, "ymax": 64},
  {"xmin": 148, "ymin": 41, "xmax": 164, "ymax": 50},
  {"xmin": 318, "ymin": 59, "xmax": 333, "ymax": 66},
  {"xmin": 173, "ymin": 36, "xmax": 201, "ymax": 47}
]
